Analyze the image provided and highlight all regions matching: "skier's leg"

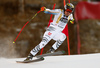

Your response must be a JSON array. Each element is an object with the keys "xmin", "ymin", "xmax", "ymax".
[
  {"xmin": 49, "ymin": 32, "xmax": 66, "ymax": 52},
  {"xmin": 30, "ymin": 33, "xmax": 52, "ymax": 56},
  {"xmin": 25, "ymin": 31, "xmax": 52, "ymax": 61},
  {"xmin": 30, "ymin": 37, "xmax": 51, "ymax": 56},
  {"xmin": 30, "ymin": 30, "xmax": 57, "ymax": 56},
  {"xmin": 25, "ymin": 38, "xmax": 51, "ymax": 61}
]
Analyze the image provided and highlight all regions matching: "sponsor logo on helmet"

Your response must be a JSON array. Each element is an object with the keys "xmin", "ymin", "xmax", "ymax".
[{"xmin": 67, "ymin": 3, "xmax": 74, "ymax": 8}]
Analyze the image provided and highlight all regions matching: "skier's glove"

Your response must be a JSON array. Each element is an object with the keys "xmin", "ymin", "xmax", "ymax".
[
  {"xmin": 70, "ymin": 19, "xmax": 74, "ymax": 24},
  {"xmin": 41, "ymin": 7, "xmax": 46, "ymax": 11}
]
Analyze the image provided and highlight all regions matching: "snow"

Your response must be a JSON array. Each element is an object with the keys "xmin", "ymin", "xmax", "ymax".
[{"xmin": 0, "ymin": 53, "xmax": 100, "ymax": 68}]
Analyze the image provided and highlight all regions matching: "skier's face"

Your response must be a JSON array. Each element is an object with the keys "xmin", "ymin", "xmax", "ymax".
[{"xmin": 64, "ymin": 11, "xmax": 71, "ymax": 16}]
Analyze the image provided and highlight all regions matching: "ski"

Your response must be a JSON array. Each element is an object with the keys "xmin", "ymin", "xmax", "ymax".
[
  {"xmin": 36, "ymin": 51, "xmax": 65, "ymax": 58},
  {"xmin": 16, "ymin": 51, "xmax": 65, "ymax": 63},
  {"xmin": 16, "ymin": 58, "xmax": 44, "ymax": 63}
]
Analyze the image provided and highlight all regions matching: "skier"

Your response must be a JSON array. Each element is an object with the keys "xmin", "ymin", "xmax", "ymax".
[{"xmin": 25, "ymin": 3, "xmax": 74, "ymax": 61}]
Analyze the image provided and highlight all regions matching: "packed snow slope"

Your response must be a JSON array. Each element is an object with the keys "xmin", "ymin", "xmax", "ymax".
[{"xmin": 0, "ymin": 53, "xmax": 100, "ymax": 68}]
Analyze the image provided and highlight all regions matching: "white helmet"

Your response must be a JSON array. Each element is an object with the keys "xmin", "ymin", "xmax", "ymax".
[{"xmin": 64, "ymin": 3, "xmax": 74, "ymax": 13}]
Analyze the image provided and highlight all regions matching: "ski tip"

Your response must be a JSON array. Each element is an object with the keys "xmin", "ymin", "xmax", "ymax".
[
  {"xmin": 40, "ymin": 57, "xmax": 45, "ymax": 60},
  {"xmin": 62, "ymin": 51, "xmax": 65, "ymax": 54}
]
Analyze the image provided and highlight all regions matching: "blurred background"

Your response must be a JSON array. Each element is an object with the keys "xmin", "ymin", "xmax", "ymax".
[{"xmin": 0, "ymin": 0, "xmax": 100, "ymax": 58}]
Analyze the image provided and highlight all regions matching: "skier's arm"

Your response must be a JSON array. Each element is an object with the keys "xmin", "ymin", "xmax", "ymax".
[
  {"xmin": 68, "ymin": 14, "xmax": 74, "ymax": 24},
  {"xmin": 44, "ymin": 9, "xmax": 60, "ymax": 15},
  {"xmin": 40, "ymin": 7, "xmax": 60, "ymax": 15}
]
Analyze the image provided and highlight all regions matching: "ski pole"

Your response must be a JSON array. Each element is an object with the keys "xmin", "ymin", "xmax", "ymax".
[{"xmin": 13, "ymin": 10, "xmax": 42, "ymax": 43}]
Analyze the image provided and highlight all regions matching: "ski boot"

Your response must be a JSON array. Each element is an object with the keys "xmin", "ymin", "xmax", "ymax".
[
  {"xmin": 47, "ymin": 47, "xmax": 55, "ymax": 53},
  {"xmin": 24, "ymin": 53, "xmax": 34, "ymax": 61}
]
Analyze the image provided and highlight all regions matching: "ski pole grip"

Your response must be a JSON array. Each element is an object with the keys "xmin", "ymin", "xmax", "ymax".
[{"xmin": 41, "ymin": 7, "xmax": 46, "ymax": 11}]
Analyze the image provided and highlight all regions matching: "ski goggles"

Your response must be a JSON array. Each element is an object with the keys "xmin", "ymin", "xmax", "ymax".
[{"xmin": 66, "ymin": 9, "xmax": 72, "ymax": 13}]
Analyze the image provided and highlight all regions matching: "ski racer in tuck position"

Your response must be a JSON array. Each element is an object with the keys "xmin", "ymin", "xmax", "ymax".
[{"xmin": 25, "ymin": 3, "xmax": 75, "ymax": 61}]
